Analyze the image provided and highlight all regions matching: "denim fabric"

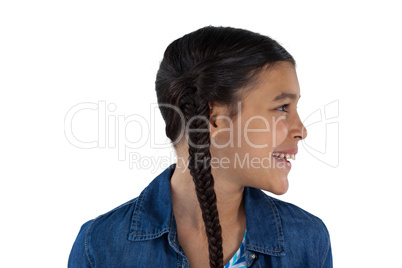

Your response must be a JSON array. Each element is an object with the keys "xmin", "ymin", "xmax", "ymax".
[{"xmin": 68, "ymin": 163, "xmax": 332, "ymax": 267}]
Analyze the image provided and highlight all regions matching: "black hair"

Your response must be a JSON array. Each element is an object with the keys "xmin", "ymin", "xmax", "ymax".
[{"xmin": 155, "ymin": 25, "xmax": 295, "ymax": 268}]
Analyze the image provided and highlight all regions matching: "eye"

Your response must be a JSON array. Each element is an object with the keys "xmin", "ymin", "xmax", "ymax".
[{"xmin": 276, "ymin": 104, "xmax": 290, "ymax": 112}]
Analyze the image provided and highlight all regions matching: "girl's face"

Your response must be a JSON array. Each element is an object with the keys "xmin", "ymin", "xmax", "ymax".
[{"xmin": 210, "ymin": 61, "xmax": 307, "ymax": 195}]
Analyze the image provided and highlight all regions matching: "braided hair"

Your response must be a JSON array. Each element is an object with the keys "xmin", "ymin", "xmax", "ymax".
[{"xmin": 155, "ymin": 26, "xmax": 295, "ymax": 268}]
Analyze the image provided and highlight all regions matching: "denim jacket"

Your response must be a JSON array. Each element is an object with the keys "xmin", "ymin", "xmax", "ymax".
[{"xmin": 68, "ymin": 163, "xmax": 332, "ymax": 267}]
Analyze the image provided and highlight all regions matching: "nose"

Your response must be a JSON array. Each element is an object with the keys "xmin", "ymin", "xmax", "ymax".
[{"xmin": 292, "ymin": 113, "xmax": 307, "ymax": 141}]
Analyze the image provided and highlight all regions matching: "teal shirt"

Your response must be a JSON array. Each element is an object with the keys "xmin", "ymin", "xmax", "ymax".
[{"xmin": 225, "ymin": 229, "xmax": 247, "ymax": 268}]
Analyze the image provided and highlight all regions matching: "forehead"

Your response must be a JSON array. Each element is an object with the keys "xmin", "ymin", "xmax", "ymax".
[{"xmin": 246, "ymin": 61, "xmax": 300, "ymax": 100}]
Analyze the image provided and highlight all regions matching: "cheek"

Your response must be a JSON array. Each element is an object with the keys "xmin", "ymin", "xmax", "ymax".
[
  {"xmin": 241, "ymin": 116, "xmax": 288, "ymax": 150},
  {"xmin": 273, "ymin": 120, "xmax": 288, "ymax": 147},
  {"xmin": 240, "ymin": 118, "xmax": 272, "ymax": 149},
  {"xmin": 209, "ymin": 115, "xmax": 289, "ymax": 160}
]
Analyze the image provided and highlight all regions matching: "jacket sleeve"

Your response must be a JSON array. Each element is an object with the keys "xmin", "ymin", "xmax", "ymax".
[
  {"xmin": 68, "ymin": 220, "xmax": 94, "ymax": 268},
  {"xmin": 320, "ymin": 223, "xmax": 333, "ymax": 268},
  {"xmin": 321, "ymin": 241, "xmax": 333, "ymax": 268}
]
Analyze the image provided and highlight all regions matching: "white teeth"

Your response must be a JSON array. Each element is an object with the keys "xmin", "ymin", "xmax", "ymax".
[{"xmin": 272, "ymin": 152, "xmax": 296, "ymax": 160}]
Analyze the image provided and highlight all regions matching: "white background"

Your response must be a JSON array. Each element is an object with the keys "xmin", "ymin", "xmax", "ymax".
[{"xmin": 1, "ymin": 1, "xmax": 401, "ymax": 267}]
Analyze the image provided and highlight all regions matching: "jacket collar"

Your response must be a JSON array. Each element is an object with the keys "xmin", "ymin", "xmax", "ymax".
[{"xmin": 128, "ymin": 163, "xmax": 285, "ymax": 257}]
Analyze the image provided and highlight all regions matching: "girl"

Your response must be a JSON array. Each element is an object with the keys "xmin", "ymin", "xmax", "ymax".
[{"xmin": 69, "ymin": 26, "xmax": 332, "ymax": 268}]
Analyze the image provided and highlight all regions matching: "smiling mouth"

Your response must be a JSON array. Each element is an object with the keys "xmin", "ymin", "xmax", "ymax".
[{"xmin": 272, "ymin": 152, "xmax": 295, "ymax": 161}]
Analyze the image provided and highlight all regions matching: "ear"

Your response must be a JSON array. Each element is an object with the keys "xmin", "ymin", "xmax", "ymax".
[
  {"xmin": 208, "ymin": 102, "xmax": 229, "ymax": 131},
  {"xmin": 208, "ymin": 103, "xmax": 216, "ymax": 129}
]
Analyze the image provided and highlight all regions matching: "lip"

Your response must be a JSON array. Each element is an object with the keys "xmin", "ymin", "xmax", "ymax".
[{"xmin": 272, "ymin": 148, "xmax": 298, "ymax": 155}]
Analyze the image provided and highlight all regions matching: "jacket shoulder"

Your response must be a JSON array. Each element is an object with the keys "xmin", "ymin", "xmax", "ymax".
[
  {"xmin": 68, "ymin": 196, "xmax": 139, "ymax": 267},
  {"xmin": 268, "ymin": 195, "xmax": 329, "ymax": 235},
  {"xmin": 265, "ymin": 194, "xmax": 332, "ymax": 267}
]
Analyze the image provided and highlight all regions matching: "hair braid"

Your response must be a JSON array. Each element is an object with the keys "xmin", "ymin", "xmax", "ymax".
[{"xmin": 179, "ymin": 87, "xmax": 224, "ymax": 268}]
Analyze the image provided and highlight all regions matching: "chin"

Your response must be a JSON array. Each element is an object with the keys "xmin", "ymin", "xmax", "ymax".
[
  {"xmin": 270, "ymin": 187, "xmax": 288, "ymax": 195},
  {"xmin": 246, "ymin": 171, "xmax": 289, "ymax": 195},
  {"xmin": 265, "ymin": 178, "xmax": 289, "ymax": 195}
]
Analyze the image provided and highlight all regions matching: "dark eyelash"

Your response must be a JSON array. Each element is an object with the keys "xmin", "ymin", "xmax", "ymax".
[{"xmin": 277, "ymin": 104, "xmax": 290, "ymax": 112}]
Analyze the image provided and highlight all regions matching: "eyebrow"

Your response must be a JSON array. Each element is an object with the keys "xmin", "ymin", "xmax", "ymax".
[{"xmin": 273, "ymin": 92, "xmax": 301, "ymax": 102}]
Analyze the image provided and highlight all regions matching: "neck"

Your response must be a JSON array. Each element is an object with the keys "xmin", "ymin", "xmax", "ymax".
[{"xmin": 170, "ymin": 159, "xmax": 246, "ymax": 232}]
